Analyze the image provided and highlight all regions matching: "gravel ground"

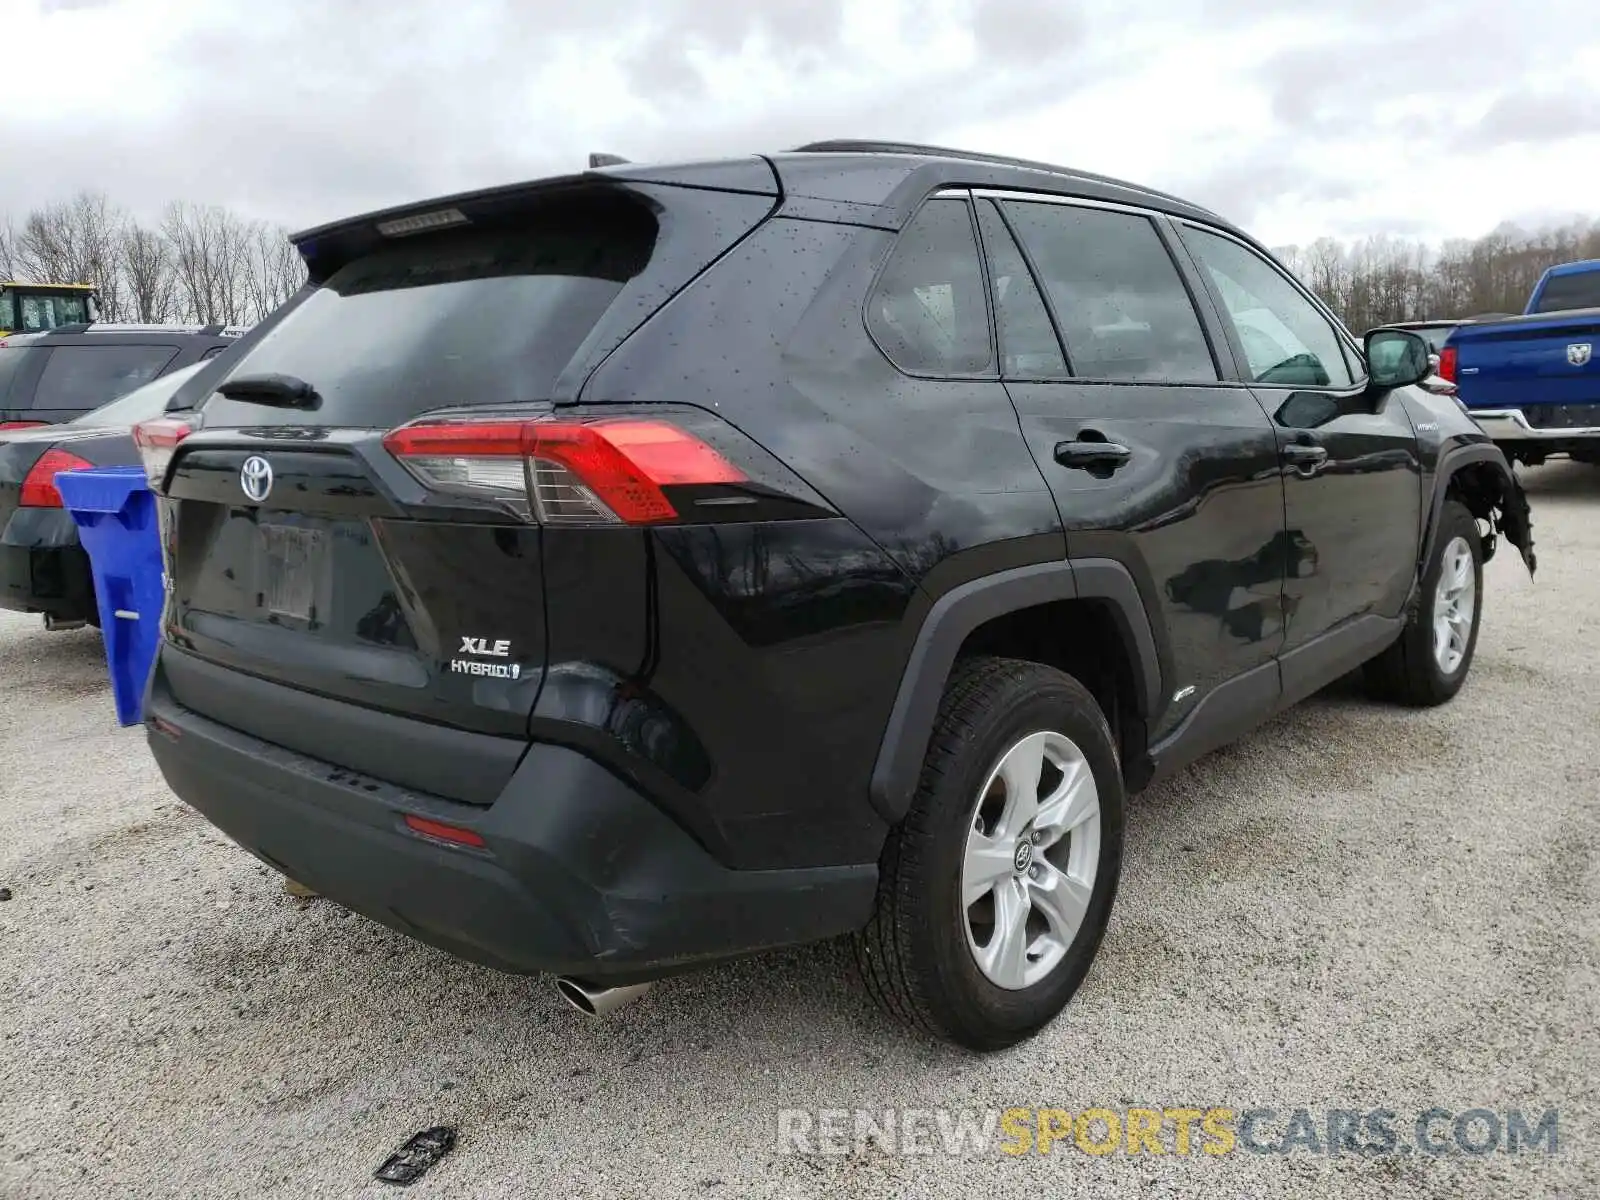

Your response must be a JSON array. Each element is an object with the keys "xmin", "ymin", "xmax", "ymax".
[{"xmin": 2, "ymin": 462, "xmax": 1597, "ymax": 1199}]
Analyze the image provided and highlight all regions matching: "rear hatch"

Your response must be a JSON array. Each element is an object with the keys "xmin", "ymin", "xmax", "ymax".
[
  {"xmin": 1452, "ymin": 310, "xmax": 1600, "ymax": 412},
  {"xmin": 149, "ymin": 170, "xmax": 779, "ymax": 805}
]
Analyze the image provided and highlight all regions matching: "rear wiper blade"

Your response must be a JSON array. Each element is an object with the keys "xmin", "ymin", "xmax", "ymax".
[{"xmin": 215, "ymin": 373, "xmax": 321, "ymax": 409}]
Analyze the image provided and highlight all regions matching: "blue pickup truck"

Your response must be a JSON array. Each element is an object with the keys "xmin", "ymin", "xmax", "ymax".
[{"xmin": 1442, "ymin": 259, "xmax": 1600, "ymax": 466}]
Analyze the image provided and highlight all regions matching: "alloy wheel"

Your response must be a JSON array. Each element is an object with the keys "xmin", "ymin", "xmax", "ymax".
[
  {"xmin": 1432, "ymin": 535, "xmax": 1476, "ymax": 675},
  {"xmin": 960, "ymin": 731, "xmax": 1101, "ymax": 991}
]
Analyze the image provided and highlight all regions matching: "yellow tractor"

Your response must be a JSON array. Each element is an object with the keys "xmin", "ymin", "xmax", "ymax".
[{"xmin": 0, "ymin": 282, "xmax": 98, "ymax": 336}]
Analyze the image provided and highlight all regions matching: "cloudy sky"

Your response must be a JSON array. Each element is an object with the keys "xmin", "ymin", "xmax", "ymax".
[{"xmin": 6, "ymin": 0, "xmax": 1600, "ymax": 248}]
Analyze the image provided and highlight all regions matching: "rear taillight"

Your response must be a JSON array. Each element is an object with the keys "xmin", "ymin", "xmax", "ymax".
[
  {"xmin": 20, "ymin": 448, "xmax": 94, "ymax": 507},
  {"xmin": 1437, "ymin": 346, "xmax": 1457, "ymax": 383},
  {"xmin": 132, "ymin": 416, "xmax": 196, "ymax": 487},
  {"xmin": 382, "ymin": 416, "xmax": 747, "ymax": 525},
  {"xmin": 0, "ymin": 421, "xmax": 46, "ymax": 432}
]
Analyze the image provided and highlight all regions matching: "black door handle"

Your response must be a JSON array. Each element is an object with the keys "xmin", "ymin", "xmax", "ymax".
[
  {"xmin": 1054, "ymin": 439, "xmax": 1133, "ymax": 470},
  {"xmin": 1282, "ymin": 443, "xmax": 1329, "ymax": 469}
]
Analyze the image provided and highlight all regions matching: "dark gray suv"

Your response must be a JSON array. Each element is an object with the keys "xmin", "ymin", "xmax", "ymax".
[{"xmin": 0, "ymin": 323, "xmax": 246, "ymax": 429}]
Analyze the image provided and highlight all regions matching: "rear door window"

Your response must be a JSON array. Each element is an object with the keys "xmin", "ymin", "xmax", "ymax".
[
  {"xmin": 974, "ymin": 201, "xmax": 1066, "ymax": 378},
  {"xmin": 200, "ymin": 207, "xmax": 658, "ymax": 429},
  {"xmin": 1000, "ymin": 201, "xmax": 1218, "ymax": 383},
  {"xmin": 32, "ymin": 344, "xmax": 179, "ymax": 412},
  {"xmin": 866, "ymin": 197, "xmax": 994, "ymax": 376}
]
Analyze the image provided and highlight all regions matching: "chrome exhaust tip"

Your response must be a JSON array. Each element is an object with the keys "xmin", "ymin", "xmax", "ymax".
[
  {"xmin": 554, "ymin": 976, "xmax": 654, "ymax": 1019},
  {"xmin": 43, "ymin": 614, "xmax": 88, "ymax": 632}
]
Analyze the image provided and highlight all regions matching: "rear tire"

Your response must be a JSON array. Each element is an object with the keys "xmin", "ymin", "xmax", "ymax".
[
  {"xmin": 1364, "ymin": 499, "xmax": 1483, "ymax": 706},
  {"xmin": 852, "ymin": 656, "xmax": 1124, "ymax": 1051}
]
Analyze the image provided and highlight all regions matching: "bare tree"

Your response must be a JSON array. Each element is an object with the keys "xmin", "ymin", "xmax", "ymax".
[
  {"xmin": 1272, "ymin": 244, "xmax": 1306, "ymax": 280},
  {"xmin": 0, "ymin": 219, "xmax": 17, "ymax": 281},
  {"xmin": 7, "ymin": 192, "xmax": 129, "ymax": 318},
  {"xmin": 1303, "ymin": 238, "xmax": 1349, "ymax": 318},
  {"xmin": 162, "ymin": 201, "xmax": 253, "ymax": 324},
  {"xmin": 240, "ymin": 220, "xmax": 305, "ymax": 320},
  {"xmin": 120, "ymin": 223, "xmax": 176, "ymax": 323},
  {"xmin": 1271, "ymin": 217, "xmax": 1600, "ymax": 331}
]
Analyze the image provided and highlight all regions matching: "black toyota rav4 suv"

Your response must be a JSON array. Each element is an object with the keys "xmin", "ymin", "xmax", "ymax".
[{"xmin": 140, "ymin": 142, "xmax": 1535, "ymax": 1050}]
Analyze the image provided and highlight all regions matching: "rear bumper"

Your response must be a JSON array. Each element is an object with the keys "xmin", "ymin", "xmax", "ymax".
[
  {"xmin": 0, "ymin": 513, "xmax": 94, "ymax": 620},
  {"xmin": 144, "ymin": 654, "xmax": 877, "ymax": 982},
  {"xmin": 1468, "ymin": 408, "xmax": 1600, "ymax": 441}
]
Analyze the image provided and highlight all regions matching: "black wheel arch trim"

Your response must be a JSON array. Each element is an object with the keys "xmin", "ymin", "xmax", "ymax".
[
  {"xmin": 868, "ymin": 557, "xmax": 1162, "ymax": 824},
  {"xmin": 1424, "ymin": 443, "xmax": 1536, "ymax": 578}
]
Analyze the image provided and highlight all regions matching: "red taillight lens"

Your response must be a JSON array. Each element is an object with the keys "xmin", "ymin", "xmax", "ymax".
[
  {"xmin": 1437, "ymin": 346, "xmax": 1457, "ymax": 383},
  {"xmin": 403, "ymin": 814, "xmax": 487, "ymax": 848},
  {"xmin": 131, "ymin": 416, "xmax": 196, "ymax": 487},
  {"xmin": 382, "ymin": 416, "xmax": 746, "ymax": 525},
  {"xmin": 20, "ymin": 448, "xmax": 94, "ymax": 507},
  {"xmin": 0, "ymin": 421, "xmax": 47, "ymax": 432}
]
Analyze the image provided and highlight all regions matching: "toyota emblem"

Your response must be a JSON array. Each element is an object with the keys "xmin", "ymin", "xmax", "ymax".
[{"xmin": 240, "ymin": 456, "xmax": 273, "ymax": 503}]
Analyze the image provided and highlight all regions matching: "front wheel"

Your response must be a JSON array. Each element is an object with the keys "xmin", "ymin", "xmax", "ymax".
[
  {"xmin": 1365, "ymin": 499, "xmax": 1483, "ymax": 706},
  {"xmin": 852, "ymin": 657, "xmax": 1124, "ymax": 1051}
]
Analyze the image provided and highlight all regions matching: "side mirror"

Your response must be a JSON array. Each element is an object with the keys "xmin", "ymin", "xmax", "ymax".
[{"xmin": 1364, "ymin": 329, "xmax": 1431, "ymax": 390}]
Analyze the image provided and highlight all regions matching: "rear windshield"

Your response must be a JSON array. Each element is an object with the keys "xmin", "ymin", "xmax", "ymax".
[
  {"xmin": 1531, "ymin": 270, "xmax": 1600, "ymax": 314},
  {"xmin": 33, "ymin": 344, "xmax": 179, "ymax": 411},
  {"xmin": 200, "ymin": 205, "xmax": 657, "ymax": 429},
  {"xmin": 71, "ymin": 361, "xmax": 203, "ymax": 427}
]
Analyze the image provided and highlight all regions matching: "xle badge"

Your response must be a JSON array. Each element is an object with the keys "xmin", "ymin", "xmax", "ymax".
[{"xmin": 449, "ymin": 635, "xmax": 521, "ymax": 679}]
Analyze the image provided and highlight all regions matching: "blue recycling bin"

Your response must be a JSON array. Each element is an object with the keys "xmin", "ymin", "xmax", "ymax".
[{"xmin": 54, "ymin": 467, "xmax": 164, "ymax": 727}]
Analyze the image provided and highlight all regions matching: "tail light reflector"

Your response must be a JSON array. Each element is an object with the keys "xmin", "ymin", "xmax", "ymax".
[
  {"xmin": 382, "ymin": 416, "xmax": 746, "ymax": 525},
  {"xmin": 132, "ymin": 416, "xmax": 196, "ymax": 487},
  {"xmin": 403, "ymin": 814, "xmax": 487, "ymax": 848},
  {"xmin": 20, "ymin": 448, "xmax": 93, "ymax": 507},
  {"xmin": 1437, "ymin": 346, "xmax": 1457, "ymax": 383},
  {"xmin": 149, "ymin": 714, "xmax": 183, "ymax": 739},
  {"xmin": 0, "ymin": 421, "xmax": 46, "ymax": 432}
]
